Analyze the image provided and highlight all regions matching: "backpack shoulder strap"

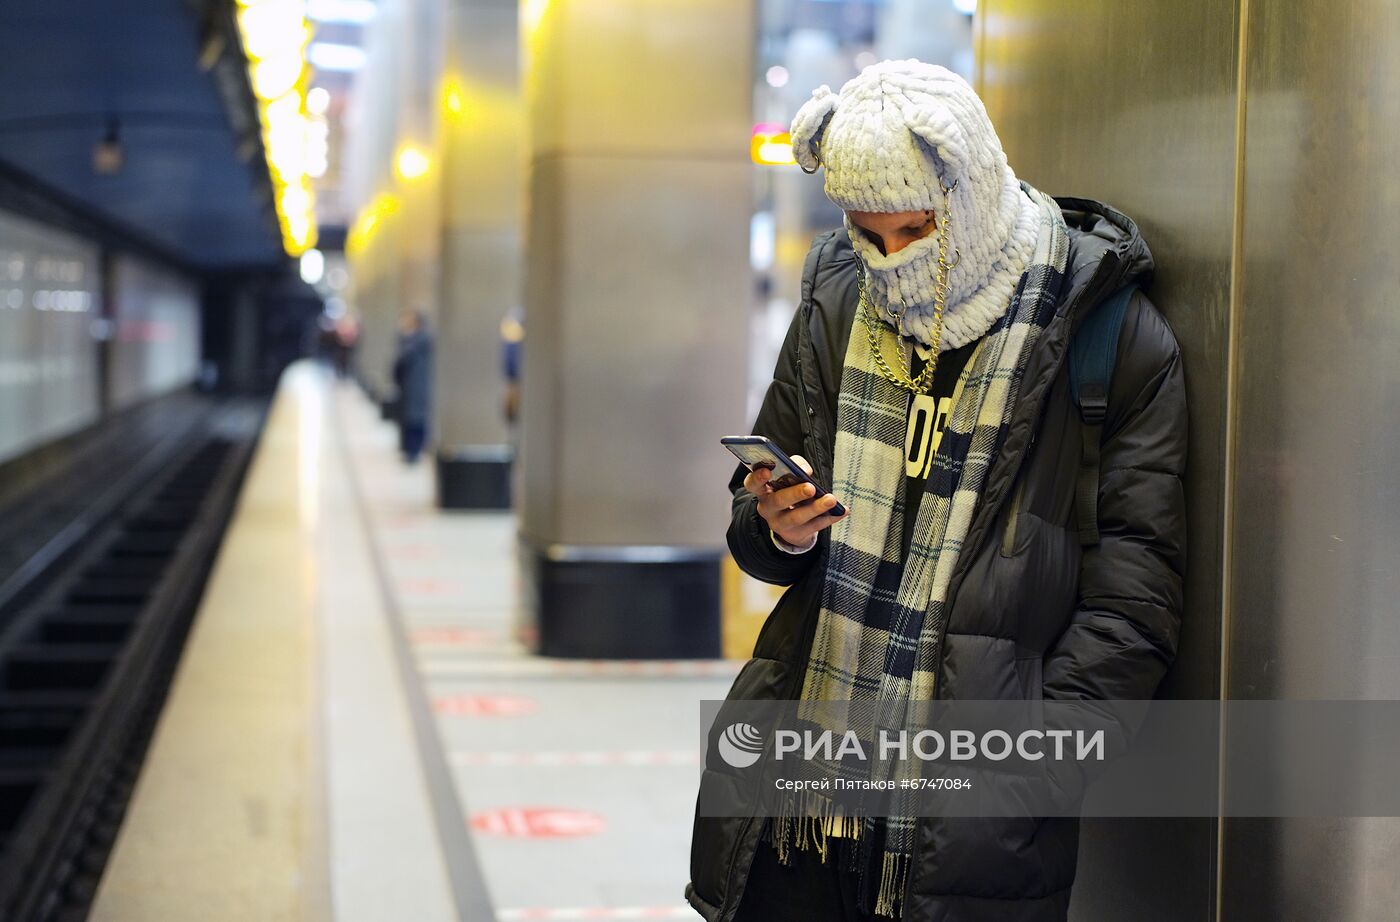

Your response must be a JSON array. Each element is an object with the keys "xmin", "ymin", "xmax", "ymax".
[{"xmin": 1068, "ymin": 283, "xmax": 1137, "ymax": 547}]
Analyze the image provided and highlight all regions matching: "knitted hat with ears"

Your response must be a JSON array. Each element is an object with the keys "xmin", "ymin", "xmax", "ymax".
[{"xmin": 789, "ymin": 58, "xmax": 1041, "ymax": 350}]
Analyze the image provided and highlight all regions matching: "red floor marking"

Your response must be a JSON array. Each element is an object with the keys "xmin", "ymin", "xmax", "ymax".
[
  {"xmin": 433, "ymin": 694, "xmax": 537, "ymax": 717},
  {"xmin": 398, "ymin": 578, "xmax": 462, "ymax": 596},
  {"xmin": 469, "ymin": 807, "xmax": 606, "ymax": 838},
  {"xmin": 412, "ymin": 626, "xmax": 498, "ymax": 647}
]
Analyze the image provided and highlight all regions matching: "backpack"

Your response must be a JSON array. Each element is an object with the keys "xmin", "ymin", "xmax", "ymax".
[{"xmin": 1067, "ymin": 283, "xmax": 1137, "ymax": 548}]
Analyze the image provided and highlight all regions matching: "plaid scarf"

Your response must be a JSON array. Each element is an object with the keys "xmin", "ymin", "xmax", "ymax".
[{"xmin": 765, "ymin": 184, "xmax": 1069, "ymax": 918}]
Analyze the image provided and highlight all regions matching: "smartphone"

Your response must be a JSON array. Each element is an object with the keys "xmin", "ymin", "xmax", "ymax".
[{"xmin": 721, "ymin": 435, "xmax": 847, "ymax": 517}]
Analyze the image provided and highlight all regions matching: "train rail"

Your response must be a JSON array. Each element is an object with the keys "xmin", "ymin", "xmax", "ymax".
[{"xmin": 0, "ymin": 396, "xmax": 264, "ymax": 922}]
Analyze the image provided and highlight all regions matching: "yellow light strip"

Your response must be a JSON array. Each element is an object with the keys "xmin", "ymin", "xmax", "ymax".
[
  {"xmin": 751, "ymin": 129, "xmax": 797, "ymax": 167},
  {"xmin": 347, "ymin": 73, "xmax": 463, "ymax": 261},
  {"xmin": 236, "ymin": 0, "xmax": 318, "ymax": 257},
  {"xmin": 346, "ymin": 191, "xmax": 400, "ymax": 257}
]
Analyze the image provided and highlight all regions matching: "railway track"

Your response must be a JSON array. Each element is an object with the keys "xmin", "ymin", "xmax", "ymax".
[{"xmin": 0, "ymin": 396, "xmax": 264, "ymax": 921}]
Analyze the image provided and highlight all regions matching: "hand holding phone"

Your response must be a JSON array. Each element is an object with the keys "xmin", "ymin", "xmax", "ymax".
[{"xmin": 722, "ymin": 436, "xmax": 849, "ymax": 546}]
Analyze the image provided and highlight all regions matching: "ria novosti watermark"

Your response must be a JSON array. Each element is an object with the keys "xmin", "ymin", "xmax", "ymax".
[
  {"xmin": 766, "ymin": 725, "xmax": 1105, "ymax": 765},
  {"xmin": 716, "ymin": 720, "xmax": 1103, "ymax": 773},
  {"xmin": 696, "ymin": 699, "xmax": 1400, "ymax": 819}
]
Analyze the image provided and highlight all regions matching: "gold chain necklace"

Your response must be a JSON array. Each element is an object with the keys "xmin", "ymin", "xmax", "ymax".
[{"xmin": 857, "ymin": 186, "xmax": 958, "ymax": 396}]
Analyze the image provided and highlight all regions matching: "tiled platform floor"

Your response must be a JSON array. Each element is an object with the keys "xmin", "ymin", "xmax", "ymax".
[
  {"xmin": 93, "ymin": 366, "xmax": 742, "ymax": 922},
  {"xmin": 333, "ymin": 378, "xmax": 741, "ymax": 919}
]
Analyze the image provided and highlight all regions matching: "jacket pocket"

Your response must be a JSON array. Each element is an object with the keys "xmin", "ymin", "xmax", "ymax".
[
  {"xmin": 689, "ymin": 768, "xmax": 753, "ymax": 912},
  {"xmin": 999, "ymin": 474, "xmax": 1029, "ymax": 557},
  {"xmin": 692, "ymin": 656, "xmax": 794, "ymax": 915}
]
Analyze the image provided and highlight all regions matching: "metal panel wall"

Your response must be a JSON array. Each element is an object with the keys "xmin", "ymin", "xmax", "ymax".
[
  {"xmin": 1221, "ymin": 1, "xmax": 1400, "ymax": 918},
  {"xmin": 434, "ymin": 0, "xmax": 521, "ymax": 455},
  {"xmin": 108, "ymin": 254, "xmax": 201, "ymax": 410},
  {"xmin": 0, "ymin": 208, "xmax": 100, "ymax": 464},
  {"xmin": 343, "ymin": 0, "xmax": 445, "ymax": 404},
  {"xmin": 977, "ymin": 1, "xmax": 1238, "ymax": 918},
  {"xmin": 519, "ymin": 0, "xmax": 754, "ymax": 549},
  {"xmin": 981, "ymin": 0, "xmax": 1400, "ymax": 919}
]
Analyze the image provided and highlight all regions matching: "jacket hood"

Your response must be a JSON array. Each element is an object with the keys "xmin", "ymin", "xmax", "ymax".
[{"xmin": 1052, "ymin": 195, "xmax": 1154, "ymax": 313}]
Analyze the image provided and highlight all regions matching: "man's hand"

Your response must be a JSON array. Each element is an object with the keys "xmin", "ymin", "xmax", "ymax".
[{"xmin": 742, "ymin": 454, "xmax": 848, "ymax": 546}]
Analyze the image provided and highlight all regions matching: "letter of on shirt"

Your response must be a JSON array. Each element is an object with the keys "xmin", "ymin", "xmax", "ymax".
[{"xmin": 905, "ymin": 394, "xmax": 956, "ymax": 479}]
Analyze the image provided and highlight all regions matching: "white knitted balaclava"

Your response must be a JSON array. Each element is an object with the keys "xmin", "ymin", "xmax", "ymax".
[{"xmin": 790, "ymin": 59, "xmax": 1040, "ymax": 351}]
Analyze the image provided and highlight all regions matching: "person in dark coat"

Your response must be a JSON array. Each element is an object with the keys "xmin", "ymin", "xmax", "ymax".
[
  {"xmin": 685, "ymin": 60, "xmax": 1187, "ymax": 922},
  {"xmin": 392, "ymin": 308, "xmax": 434, "ymax": 463}
]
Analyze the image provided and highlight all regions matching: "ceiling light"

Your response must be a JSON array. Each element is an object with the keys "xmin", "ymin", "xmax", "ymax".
[
  {"xmin": 263, "ymin": 90, "xmax": 302, "ymax": 126},
  {"xmin": 395, "ymin": 145, "xmax": 430, "ymax": 181},
  {"xmin": 523, "ymin": 0, "xmax": 550, "ymax": 34},
  {"xmin": 306, "ymin": 0, "xmax": 377, "ymax": 25},
  {"xmin": 280, "ymin": 182, "xmax": 313, "ymax": 217},
  {"xmin": 442, "ymin": 76, "xmax": 464, "ymax": 116},
  {"xmin": 252, "ymin": 54, "xmax": 304, "ymax": 99},
  {"xmin": 235, "ymin": 0, "xmax": 317, "ymax": 256},
  {"xmin": 239, "ymin": 3, "xmax": 309, "ymax": 60},
  {"xmin": 93, "ymin": 117, "xmax": 123, "ymax": 175},
  {"xmin": 307, "ymin": 86, "xmax": 331, "ymax": 115},
  {"xmin": 300, "ymin": 248, "xmax": 326, "ymax": 285},
  {"xmin": 308, "ymin": 42, "xmax": 367, "ymax": 72}
]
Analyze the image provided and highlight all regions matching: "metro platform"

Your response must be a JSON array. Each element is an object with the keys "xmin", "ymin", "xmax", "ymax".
[{"xmin": 87, "ymin": 363, "xmax": 741, "ymax": 922}]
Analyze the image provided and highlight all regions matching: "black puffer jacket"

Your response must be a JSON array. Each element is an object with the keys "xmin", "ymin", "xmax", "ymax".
[{"xmin": 685, "ymin": 198, "xmax": 1188, "ymax": 922}]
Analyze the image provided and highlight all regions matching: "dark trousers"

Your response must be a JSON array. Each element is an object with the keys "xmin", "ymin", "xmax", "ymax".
[
  {"xmin": 399, "ymin": 421, "xmax": 427, "ymax": 462},
  {"xmin": 734, "ymin": 829, "xmax": 884, "ymax": 922}
]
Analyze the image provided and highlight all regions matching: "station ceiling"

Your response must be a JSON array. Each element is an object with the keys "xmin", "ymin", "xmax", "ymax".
[{"xmin": 0, "ymin": 0, "xmax": 284, "ymax": 268}]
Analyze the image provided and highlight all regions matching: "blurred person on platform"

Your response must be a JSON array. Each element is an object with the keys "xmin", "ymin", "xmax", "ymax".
[
  {"xmin": 333, "ymin": 314, "xmax": 360, "ymax": 380},
  {"xmin": 500, "ymin": 307, "xmax": 524, "ymax": 429},
  {"xmin": 392, "ymin": 308, "xmax": 434, "ymax": 464},
  {"xmin": 686, "ymin": 59, "xmax": 1187, "ymax": 922}
]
